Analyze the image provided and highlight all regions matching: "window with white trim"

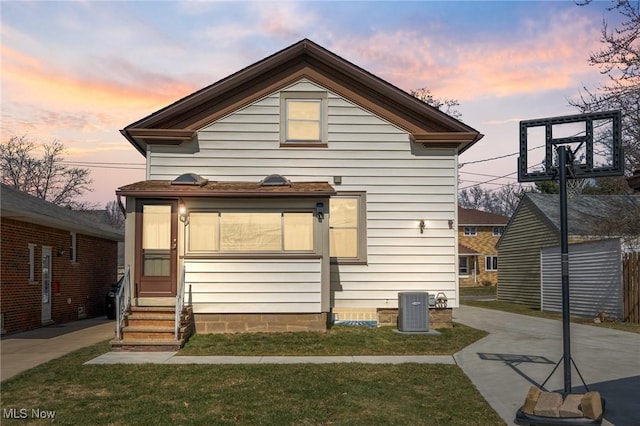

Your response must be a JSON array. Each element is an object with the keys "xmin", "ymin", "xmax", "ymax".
[
  {"xmin": 280, "ymin": 92, "xmax": 327, "ymax": 145},
  {"xmin": 463, "ymin": 226, "xmax": 477, "ymax": 236},
  {"xmin": 28, "ymin": 243, "xmax": 36, "ymax": 282},
  {"xmin": 329, "ymin": 193, "xmax": 367, "ymax": 263},
  {"xmin": 70, "ymin": 232, "xmax": 77, "ymax": 262},
  {"xmin": 459, "ymin": 256, "xmax": 469, "ymax": 275},
  {"xmin": 485, "ymin": 255, "xmax": 498, "ymax": 271},
  {"xmin": 492, "ymin": 227, "xmax": 504, "ymax": 236}
]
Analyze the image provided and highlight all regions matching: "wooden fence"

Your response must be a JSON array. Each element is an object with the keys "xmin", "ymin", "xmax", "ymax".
[{"xmin": 623, "ymin": 252, "xmax": 640, "ymax": 324}]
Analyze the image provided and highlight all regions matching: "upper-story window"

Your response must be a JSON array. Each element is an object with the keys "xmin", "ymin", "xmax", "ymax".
[
  {"xmin": 463, "ymin": 226, "xmax": 477, "ymax": 236},
  {"xmin": 492, "ymin": 227, "xmax": 504, "ymax": 236},
  {"xmin": 281, "ymin": 92, "xmax": 327, "ymax": 146}
]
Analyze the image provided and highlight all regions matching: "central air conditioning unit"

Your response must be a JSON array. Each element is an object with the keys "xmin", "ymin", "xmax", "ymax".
[{"xmin": 398, "ymin": 292, "xmax": 429, "ymax": 332}]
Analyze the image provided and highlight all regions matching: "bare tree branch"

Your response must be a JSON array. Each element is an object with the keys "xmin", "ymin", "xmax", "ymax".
[{"xmin": 1, "ymin": 135, "xmax": 93, "ymax": 209}]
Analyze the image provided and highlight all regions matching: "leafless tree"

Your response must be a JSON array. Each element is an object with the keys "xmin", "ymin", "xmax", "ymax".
[
  {"xmin": 572, "ymin": 0, "xmax": 640, "ymax": 174},
  {"xmin": 410, "ymin": 87, "xmax": 463, "ymax": 120},
  {"xmin": 1, "ymin": 135, "xmax": 93, "ymax": 209},
  {"xmin": 104, "ymin": 200, "xmax": 125, "ymax": 229},
  {"xmin": 458, "ymin": 183, "xmax": 527, "ymax": 217}
]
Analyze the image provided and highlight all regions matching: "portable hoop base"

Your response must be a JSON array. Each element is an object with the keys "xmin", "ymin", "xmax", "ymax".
[{"xmin": 515, "ymin": 397, "xmax": 605, "ymax": 426}]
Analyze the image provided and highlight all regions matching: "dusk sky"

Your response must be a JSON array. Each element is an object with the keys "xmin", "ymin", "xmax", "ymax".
[{"xmin": 1, "ymin": 1, "xmax": 621, "ymax": 206}]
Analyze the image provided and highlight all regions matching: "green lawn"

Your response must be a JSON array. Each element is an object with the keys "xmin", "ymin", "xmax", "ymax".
[
  {"xmin": 180, "ymin": 323, "xmax": 486, "ymax": 355},
  {"xmin": 0, "ymin": 325, "xmax": 506, "ymax": 425},
  {"xmin": 459, "ymin": 286, "xmax": 497, "ymax": 297},
  {"xmin": 462, "ymin": 299, "xmax": 640, "ymax": 334}
]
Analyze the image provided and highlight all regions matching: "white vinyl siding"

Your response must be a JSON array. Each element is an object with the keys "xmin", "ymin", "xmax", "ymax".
[
  {"xmin": 184, "ymin": 258, "xmax": 322, "ymax": 313},
  {"xmin": 149, "ymin": 79, "xmax": 459, "ymax": 309}
]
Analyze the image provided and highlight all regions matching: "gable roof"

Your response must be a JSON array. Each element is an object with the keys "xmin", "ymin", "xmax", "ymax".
[
  {"xmin": 0, "ymin": 184, "xmax": 123, "ymax": 241},
  {"xmin": 515, "ymin": 193, "xmax": 640, "ymax": 236},
  {"xmin": 458, "ymin": 207, "xmax": 509, "ymax": 226},
  {"xmin": 121, "ymin": 39, "xmax": 482, "ymax": 156}
]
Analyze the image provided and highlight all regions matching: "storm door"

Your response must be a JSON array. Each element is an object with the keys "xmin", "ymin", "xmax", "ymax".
[
  {"xmin": 41, "ymin": 247, "xmax": 52, "ymax": 323},
  {"xmin": 135, "ymin": 200, "xmax": 178, "ymax": 298}
]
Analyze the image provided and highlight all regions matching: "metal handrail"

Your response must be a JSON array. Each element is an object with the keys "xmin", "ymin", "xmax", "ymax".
[
  {"xmin": 115, "ymin": 265, "xmax": 131, "ymax": 340},
  {"xmin": 175, "ymin": 265, "xmax": 186, "ymax": 340}
]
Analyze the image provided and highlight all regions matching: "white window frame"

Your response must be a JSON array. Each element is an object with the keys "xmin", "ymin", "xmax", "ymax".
[
  {"xmin": 280, "ymin": 92, "xmax": 328, "ymax": 146},
  {"xmin": 28, "ymin": 243, "xmax": 36, "ymax": 282},
  {"xmin": 485, "ymin": 255, "xmax": 498, "ymax": 271},
  {"xmin": 329, "ymin": 192, "xmax": 367, "ymax": 264},
  {"xmin": 463, "ymin": 226, "xmax": 477, "ymax": 236},
  {"xmin": 459, "ymin": 256, "xmax": 469, "ymax": 276},
  {"xmin": 492, "ymin": 227, "xmax": 504, "ymax": 236},
  {"xmin": 70, "ymin": 231, "xmax": 77, "ymax": 263}
]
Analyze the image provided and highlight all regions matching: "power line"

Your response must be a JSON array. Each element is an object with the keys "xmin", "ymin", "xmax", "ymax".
[
  {"xmin": 459, "ymin": 144, "xmax": 545, "ymax": 166},
  {"xmin": 60, "ymin": 161, "xmax": 145, "ymax": 170}
]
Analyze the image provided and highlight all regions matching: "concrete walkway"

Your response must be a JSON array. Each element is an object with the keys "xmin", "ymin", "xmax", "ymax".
[
  {"xmin": 86, "ymin": 352, "xmax": 455, "ymax": 365},
  {"xmin": 454, "ymin": 305, "xmax": 640, "ymax": 426},
  {"xmin": 3, "ymin": 307, "xmax": 639, "ymax": 426},
  {"xmin": 1, "ymin": 317, "xmax": 115, "ymax": 382}
]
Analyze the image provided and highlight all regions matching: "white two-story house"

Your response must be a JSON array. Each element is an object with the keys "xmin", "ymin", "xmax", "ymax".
[{"xmin": 114, "ymin": 39, "xmax": 483, "ymax": 348}]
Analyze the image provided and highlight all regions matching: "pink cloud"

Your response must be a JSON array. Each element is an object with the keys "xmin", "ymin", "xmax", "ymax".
[
  {"xmin": 1, "ymin": 46, "xmax": 196, "ymax": 112},
  {"xmin": 330, "ymin": 10, "xmax": 603, "ymax": 102}
]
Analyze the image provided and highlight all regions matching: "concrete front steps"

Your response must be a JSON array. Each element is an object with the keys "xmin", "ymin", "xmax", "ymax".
[{"xmin": 111, "ymin": 306, "xmax": 193, "ymax": 352}]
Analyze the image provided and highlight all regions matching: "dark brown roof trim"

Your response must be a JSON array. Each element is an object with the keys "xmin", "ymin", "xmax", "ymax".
[
  {"xmin": 122, "ymin": 39, "xmax": 482, "ymax": 156},
  {"xmin": 116, "ymin": 180, "xmax": 336, "ymax": 198}
]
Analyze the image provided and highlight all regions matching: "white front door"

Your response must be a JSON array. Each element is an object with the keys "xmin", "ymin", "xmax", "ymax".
[{"xmin": 41, "ymin": 247, "xmax": 52, "ymax": 323}]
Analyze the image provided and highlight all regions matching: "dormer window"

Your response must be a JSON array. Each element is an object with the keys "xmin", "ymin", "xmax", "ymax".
[{"xmin": 281, "ymin": 92, "xmax": 327, "ymax": 147}]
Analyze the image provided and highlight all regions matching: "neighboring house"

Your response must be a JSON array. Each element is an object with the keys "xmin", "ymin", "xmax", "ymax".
[
  {"xmin": 77, "ymin": 209, "xmax": 125, "ymax": 276},
  {"xmin": 0, "ymin": 184, "xmax": 123, "ymax": 334},
  {"xmin": 496, "ymin": 193, "xmax": 640, "ymax": 309},
  {"xmin": 458, "ymin": 207, "xmax": 508, "ymax": 287},
  {"xmin": 116, "ymin": 39, "xmax": 483, "ymax": 342}
]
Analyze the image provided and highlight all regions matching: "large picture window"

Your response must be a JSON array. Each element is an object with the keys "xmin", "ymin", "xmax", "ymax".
[
  {"xmin": 330, "ymin": 193, "xmax": 367, "ymax": 263},
  {"xmin": 187, "ymin": 211, "xmax": 314, "ymax": 253}
]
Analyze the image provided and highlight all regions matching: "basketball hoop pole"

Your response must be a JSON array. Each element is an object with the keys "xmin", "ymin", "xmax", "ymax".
[{"xmin": 558, "ymin": 145, "xmax": 572, "ymax": 394}]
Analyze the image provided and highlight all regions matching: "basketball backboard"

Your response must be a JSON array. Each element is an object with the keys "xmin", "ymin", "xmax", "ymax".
[{"xmin": 518, "ymin": 110, "xmax": 623, "ymax": 182}]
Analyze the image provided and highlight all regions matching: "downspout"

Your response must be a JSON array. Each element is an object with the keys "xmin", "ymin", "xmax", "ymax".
[{"xmin": 116, "ymin": 194, "xmax": 126, "ymax": 216}]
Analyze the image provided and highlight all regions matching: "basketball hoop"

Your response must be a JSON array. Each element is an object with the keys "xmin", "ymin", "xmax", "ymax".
[{"xmin": 514, "ymin": 111, "xmax": 623, "ymax": 425}]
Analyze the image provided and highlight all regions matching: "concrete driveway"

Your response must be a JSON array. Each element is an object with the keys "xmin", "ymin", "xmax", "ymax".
[
  {"xmin": 1, "ymin": 317, "xmax": 115, "ymax": 382},
  {"xmin": 454, "ymin": 305, "xmax": 640, "ymax": 426}
]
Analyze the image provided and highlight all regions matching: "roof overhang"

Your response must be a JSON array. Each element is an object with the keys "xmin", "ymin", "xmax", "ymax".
[
  {"xmin": 1, "ymin": 206, "xmax": 123, "ymax": 241},
  {"xmin": 117, "ymin": 180, "xmax": 336, "ymax": 198},
  {"xmin": 122, "ymin": 39, "xmax": 483, "ymax": 157}
]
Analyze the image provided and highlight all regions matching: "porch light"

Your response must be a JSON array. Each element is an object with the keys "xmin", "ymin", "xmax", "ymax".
[
  {"xmin": 316, "ymin": 202, "xmax": 325, "ymax": 221},
  {"xmin": 419, "ymin": 220, "xmax": 426, "ymax": 234},
  {"xmin": 179, "ymin": 203, "xmax": 188, "ymax": 224}
]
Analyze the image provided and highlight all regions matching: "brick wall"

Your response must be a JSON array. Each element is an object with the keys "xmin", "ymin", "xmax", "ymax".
[
  {"xmin": 194, "ymin": 313, "xmax": 328, "ymax": 333},
  {"xmin": 1, "ymin": 218, "xmax": 118, "ymax": 334},
  {"xmin": 459, "ymin": 226, "xmax": 500, "ymax": 286},
  {"xmin": 377, "ymin": 308, "xmax": 453, "ymax": 329}
]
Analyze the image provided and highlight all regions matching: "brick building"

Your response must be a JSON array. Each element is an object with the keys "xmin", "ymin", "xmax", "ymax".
[
  {"xmin": 1, "ymin": 184, "xmax": 123, "ymax": 334},
  {"xmin": 458, "ymin": 207, "xmax": 509, "ymax": 287}
]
